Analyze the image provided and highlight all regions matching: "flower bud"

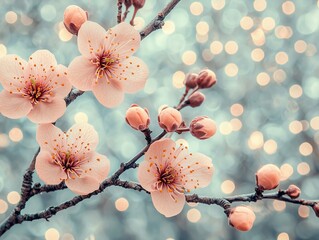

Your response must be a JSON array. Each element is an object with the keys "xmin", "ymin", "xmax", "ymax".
[
  {"xmin": 286, "ymin": 184, "xmax": 301, "ymax": 199},
  {"xmin": 124, "ymin": 0, "xmax": 132, "ymax": 8},
  {"xmin": 197, "ymin": 69, "xmax": 217, "ymax": 89},
  {"xmin": 64, "ymin": 5, "xmax": 88, "ymax": 35},
  {"xmin": 313, "ymin": 203, "xmax": 319, "ymax": 217},
  {"xmin": 228, "ymin": 206, "xmax": 256, "ymax": 232},
  {"xmin": 158, "ymin": 107, "xmax": 182, "ymax": 132},
  {"xmin": 190, "ymin": 116, "xmax": 216, "ymax": 140},
  {"xmin": 130, "ymin": 0, "xmax": 146, "ymax": 25},
  {"xmin": 132, "ymin": 0, "xmax": 145, "ymax": 8},
  {"xmin": 125, "ymin": 104, "xmax": 150, "ymax": 131},
  {"xmin": 184, "ymin": 73, "xmax": 198, "ymax": 89},
  {"xmin": 186, "ymin": 92, "xmax": 205, "ymax": 108},
  {"xmin": 256, "ymin": 164, "xmax": 281, "ymax": 191}
]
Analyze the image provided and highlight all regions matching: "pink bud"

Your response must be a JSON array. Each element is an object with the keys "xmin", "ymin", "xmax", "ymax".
[
  {"xmin": 256, "ymin": 164, "xmax": 281, "ymax": 190},
  {"xmin": 130, "ymin": 0, "xmax": 145, "ymax": 25},
  {"xmin": 190, "ymin": 116, "xmax": 217, "ymax": 140},
  {"xmin": 125, "ymin": 104, "xmax": 150, "ymax": 131},
  {"xmin": 186, "ymin": 92, "xmax": 205, "ymax": 108},
  {"xmin": 132, "ymin": 0, "xmax": 145, "ymax": 8},
  {"xmin": 64, "ymin": 5, "xmax": 88, "ymax": 35},
  {"xmin": 184, "ymin": 73, "xmax": 198, "ymax": 89},
  {"xmin": 313, "ymin": 203, "xmax": 319, "ymax": 217},
  {"xmin": 197, "ymin": 69, "xmax": 217, "ymax": 89},
  {"xmin": 124, "ymin": 0, "xmax": 132, "ymax": 7},
  {"xmin": 228, "ymin": 206, "xmax": 256, "ymax": 232},
  {"xmin": 286, "ymin": 184, "xmax": 301, "ymax": 199},
  {"xmin": 158, "ymin": 107, "xmax": 182, "ymax": 132}
]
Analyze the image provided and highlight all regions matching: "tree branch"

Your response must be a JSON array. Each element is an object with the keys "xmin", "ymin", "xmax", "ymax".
[
  {"xmin": 140, "ymin": 0, "xmax": 182, "ymax": 40},
  {"xmin": 3, "ymin": 180, "xmax": 317, "ymax": 229}
]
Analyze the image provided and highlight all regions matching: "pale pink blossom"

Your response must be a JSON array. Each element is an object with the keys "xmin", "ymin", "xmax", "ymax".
[
  {"xmin": 68, "ymin": 21, "xmax": 149, "ymax": 108},
  {"xmin": 35, "ymin": 123, "xmax": 110, "ymax": 195},
  {"xmin": 138, "ymin": 138, "xmax": 214, "ymax": 217},
  {"xmin": 0, "ymin": 50, "xmax": 72, "ymax": 123}
]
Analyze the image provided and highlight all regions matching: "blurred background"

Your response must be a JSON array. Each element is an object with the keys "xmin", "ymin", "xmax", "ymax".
[{"xmin": 0, "ymin": 0, "xmax": 319, "ymax": 239}]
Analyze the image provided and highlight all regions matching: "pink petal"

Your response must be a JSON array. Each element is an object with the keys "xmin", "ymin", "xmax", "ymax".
[
  {"xmin": 151, "ymin": 188, "xmax": 185, "ymax": 217},
  {"xmin": 27, "ymin": 98, "xmax": 66, "ymax": 123},
  {"xmin": 105, "ymin": 22, "xmax": 141, "ymax": 61},
  {"xmin": 68, "ymin": 56, "xmax": 97, "ymax": 91},
  {"xmin": 35, "ymin": 150, "xmax": 66, "ymax": 185},
  {"xmin": 92, "ymin": 78, "xmax": 124, "ymax": 108},
  {"xmin": 0, "ymin": 54, "xmax": 27, "ymax": 92},
  {"xmin": 36, "ymin": 124, "xmax": 66, "ymax": 153},
  {"xmin": 113, "ymin": 56, "xmax": 148, "ymax": 93},
  {"xmin": 144, "ymin": 138, "xmax": 176, "ymax": 166},
  {"xmin": 0, "ymin": 90, "xmax": 32, "ymax": 119},
  {"xmin": 77, "ymin": 21, "xmax": 106, "ymax": 58},
  {"xmin": 138, "ymin": 161, "xmax": 158, "ymax": 192},
  {"xmin": 27, "ymin": 50, "xmax": 57, "ymax": 79},
  {"xmin": 181, "ymin": 153, "xmax": 214, "ymax": 191},
  {"xmin": 65, "ymin": 176, "xmax": 100, "ymax": 195},
  {"xmin": 66, "ymin": 123, "xmax": 99, "ymax": 154},
  {"xmin": 49, "ymin": 64, "xmax": 72, "ymax": 97},
  {"xmin": 81, "ymin": 153, "xmax": 110, "ymax": 182}
]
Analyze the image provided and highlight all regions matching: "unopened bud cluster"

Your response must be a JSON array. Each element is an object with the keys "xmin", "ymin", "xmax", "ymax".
[
  {"xmin": 184, "ymin": 69, "xmax": 217, "ymax": 90},
  {"xmin": 183, "ymin": 69, "xmax": 217, "ymax": 109}
]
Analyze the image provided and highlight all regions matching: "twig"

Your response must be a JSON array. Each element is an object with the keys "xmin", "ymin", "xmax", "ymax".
[
  {"xmin": 4, "ymin": 181, "xmax": 317, "ymax": 229},
  {"xmin": 140, "ymin": 0, "xmax": 182, "ymax": 40},
  {"xmin": 142, "ymin": 128, "xmax": 152, "ymax": 144},
  {"xmin": 117, "ymin": 0, "xmax": 123, "ymax": 23}
]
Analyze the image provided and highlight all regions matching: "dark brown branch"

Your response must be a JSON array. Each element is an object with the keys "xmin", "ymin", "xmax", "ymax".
[
  {"xmin": 5, "ymin": 181, "xmax": 317, "ymax": 228},
  {"xmin": 65, "ymin": 89, "xmax": 85, "ymax": 106},
  {"xmin": 140, "ymin": 0, "xmax": 182, "ymax": 40}
]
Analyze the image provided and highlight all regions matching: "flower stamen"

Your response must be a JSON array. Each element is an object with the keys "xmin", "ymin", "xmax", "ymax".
[
  {"xmin": 23, "ymin": 79, "xmax": 53, "ymax": 105},
  {"xmin": 53, "ymin": 151, "xmax": 84, "ymax": 179}
]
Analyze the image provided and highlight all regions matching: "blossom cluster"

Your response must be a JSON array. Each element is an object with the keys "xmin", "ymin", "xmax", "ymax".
[
  {"xmin": 0, "ymin": 3, "xmax": 314, "ymax": 235},
  {"xmin": 0, "ymin": 11, "xmax": 148, "ymax": 194}
]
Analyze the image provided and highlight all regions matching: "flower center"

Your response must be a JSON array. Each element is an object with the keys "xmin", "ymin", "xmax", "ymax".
[
  {"xmin": 53, "ymin": 151, "xmax": 84, "ymax": 179},
  {"xmin": 91, "ymin": 51, "xmax": 119, "ymax": 82},
  {"xmin": 23, "ymin": 79, "xmax": 53, "ymax": 105},
  {"xmin": 159, "ymin": 166, "xmax": 177, "ymax": 184}
]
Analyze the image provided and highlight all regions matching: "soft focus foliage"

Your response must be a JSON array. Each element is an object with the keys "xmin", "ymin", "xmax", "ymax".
[{"xmin": 0, "ymin": 0, "xmax": 319, "ymax": 239}]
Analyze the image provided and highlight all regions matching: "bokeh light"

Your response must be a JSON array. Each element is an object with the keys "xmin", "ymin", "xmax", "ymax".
[
  {"xmin": 115, "ymin": 198, "xmax": 129, "ymax": 212},
  {"xmin": 45, "ymin": 228, "xmax": 60, "ymax": 240},
  {"xmin": 187, "ymin": 209, "xmax": 201, "ymax": 223},
  {"xmin": 7, "ymin": 191, "xmax": 21, "ymax": 204}
]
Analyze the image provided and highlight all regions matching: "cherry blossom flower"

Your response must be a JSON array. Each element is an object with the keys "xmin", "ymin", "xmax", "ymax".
[
  {"xmin": 138, "ymin": 138, "xmax": 214, "ymax": 217},
  {"xmin": 0, "ymin": 50, "xmax": 72, "ymax": 123},
  {"xmin": 68, "ymin": 21, "xmax": 149, "ymax": 108},
  {"xmin": 35, "ymin": 123, "xmax": 110, "ymax": 195}
]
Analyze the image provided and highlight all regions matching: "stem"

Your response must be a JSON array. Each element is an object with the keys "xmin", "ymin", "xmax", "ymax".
[
  {"xmin": 117, "ymin": 0, "xmax": 123, "ymax": 23},
  {"xmin": 142, "ymin": 128, "xmax": 152, "ymax": 144},
  {"xmin": 140, "ymin": 0, "xmax": 182, "ymax": 40}
]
